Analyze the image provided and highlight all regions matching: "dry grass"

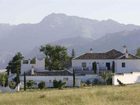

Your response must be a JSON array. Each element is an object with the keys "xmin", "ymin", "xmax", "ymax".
[{"xmin": 0, "ymin": 85, "xmax": 140, "ymax": 105}]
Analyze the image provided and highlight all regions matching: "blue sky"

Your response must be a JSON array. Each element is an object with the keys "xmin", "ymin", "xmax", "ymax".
[{"xmin": 0, "ymin": 0, "xmax": 140, "ymax": 25}]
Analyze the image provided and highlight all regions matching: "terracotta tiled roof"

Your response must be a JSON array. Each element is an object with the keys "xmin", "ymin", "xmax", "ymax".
[{"xmin": 75, "ymin": 49, "xmax": 139, "ymax": 60}]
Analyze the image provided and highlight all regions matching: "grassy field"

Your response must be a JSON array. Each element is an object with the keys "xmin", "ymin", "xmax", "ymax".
[{"xmin": 0, "ymin": 85, "xmax": 140, "ymax": 105}]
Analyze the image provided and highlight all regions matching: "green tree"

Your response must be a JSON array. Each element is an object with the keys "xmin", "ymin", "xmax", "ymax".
[
  {"xmin": 38, "ymin": 81, "xmax": 45, "ymax": 89},
  {"xmin": 136, "ymin": 48, "xmax": 140, "ymax": 57},
  {"xmin": 0, "ymin": 73, "xmax": 8, "ymax": 87},
  {"xmin": 6, "ymin": 52, "xmax": 23, "ymax": 73},
  {"xmin": 73, "ymin": 69, "xmax": 76, "ymax": 87},
  {"xmin": 71, "ymin": 48, "xmax": 75, "ymax": 58},
  {"xmin": 93, "ymin": 62, "xmax": 97, "ymax": 74},
  {"xmin": 40, "ymin": 44, "xmax": 70, "ymax": 70},
  {"xmin": 24, "ymin": 72, "xmax": 26, "ymax": 91},
  {"xmin": 112, "ymin": 61, "xmax": 115, "ymax": 73},
  {"xmin": 6, "ymin": 52, "xmax": 23, "ymax": 85},
  {"xmin": 100, "ymin": 71, "xmax": 113, "ymax": 85},
  {"xmin": 27, "ymin": 80, "xmax": 34, "ymax": 89}
]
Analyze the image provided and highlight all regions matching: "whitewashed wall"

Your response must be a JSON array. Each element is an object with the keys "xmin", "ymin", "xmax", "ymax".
[
  {"xmin": 72, "ymin": 59, "xmax": 114, "ymax": 71},
  {"xmin": 112, "ymin": 72, "xmax": 140, "ymax": 85},
  {"xmin": 21, "ymin": 58, "xmax": 45, "ymax": 74},
  {"xmin": 72, "ymin": 59, "xmax": 140, "ymax": 73},
  {"xmin": 20, "ymin": 76, "xmax": 81, "ymax": 88},
  {"xmin": 115, "ymin": 60, "xmax": 140, "ymax": 73}
]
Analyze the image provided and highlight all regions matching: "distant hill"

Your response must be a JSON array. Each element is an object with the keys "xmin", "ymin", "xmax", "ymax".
[{"xmin": 0, "ymin": 13, "xmax": 140, "ymax": 68}]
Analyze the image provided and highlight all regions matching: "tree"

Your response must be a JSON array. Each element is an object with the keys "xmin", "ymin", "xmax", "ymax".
[
  {"xmin": 38, "ymin": 81, "xmax": 45, "ymax": 89},
  {"xmin": 112, "ymin": 61, "xmax": 115, "ymax": 73},
  {"xmin": 136, "ymin": 48, "xmax": 140, "ymax": 57},
  {"xmin": 73, "ymin": 69, "xmax": 76, "ymax": 87},
  {"xmin": 71, "ymin": 48, "xmax": 75, "ymax": 58},
  {"xmin": 0, "ymin": 73, "xmax": 8, "ymax": 87},
  {"xmin": 6, "ymin": 52, "xmax": 23, "ymax": 85},
  {"xmin": 100, "ymin": 71, "xmax": 113, "ymax": 85},
  {"xmin": 40, "ymin": 44, "xmax": 70, "ymax": 70},
  {"xmin": 93, "ymin": 62, "xmax": 97, "ymax": 74},
  {"xmin": 6, "ymin": 52, "xmax": 23, "ymax": 74},
  {"xmin": 27, "ymin": 80, "xmax": 34, "ymax": 89},
  {"xmin": 24, "ymin": 72, "xmax": 26, "ymax": 91}
]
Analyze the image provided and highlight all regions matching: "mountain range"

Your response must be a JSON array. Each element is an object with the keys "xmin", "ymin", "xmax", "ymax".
[{"xmin": 0, "ymin": 13, "xmax": 140, "ymax": 68}]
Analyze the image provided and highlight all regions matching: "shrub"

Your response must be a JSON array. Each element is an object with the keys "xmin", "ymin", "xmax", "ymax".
[
  {"xmin": 9, "ymin": 81, "xmax": 16, "ymax": 89},
  {"xmin": 38, "ymin": 81, "xmax": 45, "ymax": 89},
  {"xmin": 106, "ymin": 77, "xmax": 112, "ymax": 85},
  {"xmin": 0, "ymin": 73, "xmax": 8, "ymax": 87},
  {"xmin": 53, "ymin": 80, "xmax": 66, "ymax": 89},
  {"xmin": 85, "ymin": 80, "xmax": 91, "ymax": 86},
  {"xmin": 27, "ymin": 80, "xmax": 34, "ymax": 89},
  {"xmin": 100, "ymin": 71, "xmax": 113, "ymax": 85}
]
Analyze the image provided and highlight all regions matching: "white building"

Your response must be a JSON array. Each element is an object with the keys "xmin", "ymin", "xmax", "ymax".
[{"xmin": 72, "ymin": 48, "xmax": 140, "ymax": 74}]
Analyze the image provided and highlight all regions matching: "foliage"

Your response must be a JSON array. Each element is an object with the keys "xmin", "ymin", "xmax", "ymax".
[
  {"xmin": 93, "ymin": 62, "xmax": 97, "ymax": 74},
  {"xmin": 136, "ymin": 48, "xmax": 140, "ymax": 57},
  {"xmin": 27, "ymin": 80, "xmax": 34, "ymax": 89},
  {"xmin": 112, "ymin": 61, "xmax": 115, "ymax": 73},
  {"xmin": 6, "ymin": 52, "xmax": 23, "ymax": 85},
  {"xmin": 0, "ymin": 73, "xmax": 8, "ymax": 87},
  {"xmin": 53, "ymin": 80, "xmax": 66, "ymax": 89},
  {"xmin": 73, "ymin": 69, "xmax": 75, "ymax": 87},
  {"xmin": 100, "ymin": 71, "xmax": 113, "ymax": 85},
  {"xmin": 9, "ymin": 81, "xmax": 16, "ymax": 89},
  {"xmin": 71, "ymin": 48, "xmax": 75, "ymax": 58},
  {"xmin": 24, "ymin": 72, "xmax": 26, "ymax": 91},
  {"xmin": 30, "ymin": 58, "xmax": 36, "ymax": 64},
  {"xmin": 40, "ymin": 44, "xmax": 70, "ymax": 70},
  {"xmin": 38, "ymin": 81, "xmax": 45, "ymax": 89},
  {"xmin": 6, "ymin": 52, "xmax": 23, "ymax": 74}
]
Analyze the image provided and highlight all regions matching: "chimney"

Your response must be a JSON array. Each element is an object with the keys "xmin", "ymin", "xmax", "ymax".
[
  {"xmin": 123, "ymin": 45, "xmax": 128, "ymax": 58},
  {"xmin": 90, "ymin": 48, "xmax": 93, "ymax": 53},
  {"xmin": 31, "ymin": 66, "xmax": 35, "ymax": 75}
]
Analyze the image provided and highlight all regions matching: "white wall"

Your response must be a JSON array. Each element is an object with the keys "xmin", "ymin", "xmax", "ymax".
[
  {"xmin": 72, "ymin": 59, "xmax": 114, "ymax": 71},
  {"xmin": 113, "ymin": 72, "xmax": 140, "ymax": 85},
  {"xmin": 20, "ymin": 76, "xmax": 81, "ymax": 88},
  {"xmin": 115, "ymin": 60, "xmax": 140, "ymax": 73},
  {"xmin": 21, "ymin": 58, "xmax": 45, "ymax": 74},
  {"xmin": 72, "ymin": 59, "xmax": 140, "ymax": 73}
]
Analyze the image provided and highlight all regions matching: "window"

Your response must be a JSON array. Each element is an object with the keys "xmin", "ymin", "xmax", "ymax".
[
  {"xmin": 82, "ymin": 62, "xmax": 87, "ymax": 70},
  {"xmin": 63, "ymin": 78, "xmax": 68, "ymax": 81},
  {"xmin": 122, "ymin": 62, "xmax": 125, "ymax": 68},
  {"xmin": 23, "ymin": 60, "xmax": 28, "ymax": 64}
]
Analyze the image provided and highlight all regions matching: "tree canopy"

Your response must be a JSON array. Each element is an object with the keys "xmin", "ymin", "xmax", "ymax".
[
  {"xmin": 40, "ymin": 44, "xmax": 70, "ymax": 70},
  {"xmin": 6, "ymin": 52, "xmax": 23, "ymax": 74},
  {"xmin": 136, "ymin": 48, "xmax": 140, "ymax": 57}
]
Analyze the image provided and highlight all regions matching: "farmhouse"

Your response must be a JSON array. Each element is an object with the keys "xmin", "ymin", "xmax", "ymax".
[
  {"xmin": 19, "ymin": 47, "xmax": 140, "ymax": 87},
  {"xmin": 72, "ymin": 47, "xmax": 140, "ymax": 74}
]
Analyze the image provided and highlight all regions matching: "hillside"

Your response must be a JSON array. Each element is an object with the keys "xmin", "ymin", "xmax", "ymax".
[
  {"xmin": 0, "ymin": 85, "xmax": 140, "ymax": 105},
  {"xmin": 0, "ymin": 13, "xmax": 140, "ymax": 68}
]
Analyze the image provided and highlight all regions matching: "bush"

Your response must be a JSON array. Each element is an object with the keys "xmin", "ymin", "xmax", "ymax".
[
  {"xmin": 0, "ymin": 73, "xmax": 8, "ymax": 87},
  {"xmin": 38, "ymin": 81, "xmax": 45, "ymax": 89},
  {"xmin": 9, "ymin": 81, "xmax": 16, "ymax": 89},
  {"xmin": 106, "ymin": 77, "xmax": 112, "ymax": 85},
  {"xmin": 53, "ymin": 80, "xmax": 66, "ymax": 89},
  {"xmin": 27, "ymin": 80, "xmax": 34, "ymax": 89},
  {"xmin": 85, "ymin": 80, "xmax": 91, "ymax": 86}
]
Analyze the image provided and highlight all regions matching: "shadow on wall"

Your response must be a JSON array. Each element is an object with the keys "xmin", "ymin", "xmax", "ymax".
[{"xmin": 135, "ymin": 75, "xmax": 140, "ymax": 83}]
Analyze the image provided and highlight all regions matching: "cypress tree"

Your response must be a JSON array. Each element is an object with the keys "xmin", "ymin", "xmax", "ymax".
[
  {"xmin": 73, "ymin": 69, "xmax": 75, "ymax": 87},
  {"xmin": 24, "ymin": 72, "xmax": 26, "ymax": 91}
]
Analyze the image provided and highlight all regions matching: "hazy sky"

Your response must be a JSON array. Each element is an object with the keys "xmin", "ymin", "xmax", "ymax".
[{"xmin": 0, "ymin": 0, "xmax": 140, "ymax": 25}]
